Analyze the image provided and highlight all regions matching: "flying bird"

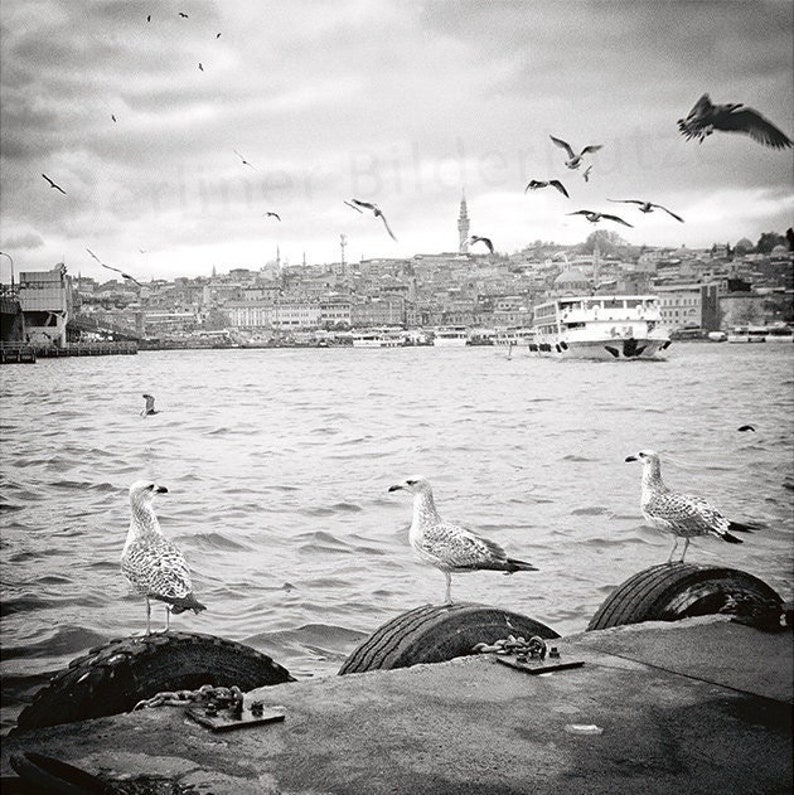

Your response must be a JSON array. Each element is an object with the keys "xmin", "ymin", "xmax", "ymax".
[
  {"xmin": 467, "ymin": 235, "xmax": 495, "ymax": 254},
  {"xmin": 141, "ymin": 393, "xmax": 158, "ymax": 416},
  {"xmin": 198, "ymin": 62, "xmax": 204, "ymax": 71},
  {"xmin": 582, "ymin": 165, "xmax": 592, "ymax": 182},
  {"xmin": 388, "ymin": 477, "xmax": 538, "ymax": 604},
  {"xmin": 625, "ymin": 450, "xmax": 755, "ymax": 564},
  {"xmin": 234, "ymin": 149, "xmax": 256, "ymax": 170},
  {"xmin": 263, "ymin": 211, "xmax": 281, "ymax": 221},
  {"xmin": 549, "ymin": 136, "xmax": 603, "ymax": 169},
  {"xmin": 525, "ymin": 179, "xmax": 569, "ymax": 198},
  {"xmin": 607, "ymin": 199, "xmax": 684, "ymax": 223},
  {"xmin": 350, "ymin": 198, "xmax": 397, "ymax": 241},
  {"xmin": 178, "ymin": 12, "xmax": 189, "ymax": 18},
  {"xmin": 86, "ymin": 248, "xmax": 143, "ymax": 287},
  {"xmin": 567, "ymin": 210, "xmax": 633, "ymax": 227},
  {"xmin": 146, "ymin": 14, "xmax": 151, "ymax": 22},
  {"xmin": 111, "ymin": 114, "xmax": 117, "ymax": 123},
  {"xmin": 41, "ymin": 174, "xmax": 66, "ymax": 195},
  {"xmin": 677, "ymin": 93, "xmax": 792, "ymax": 149},
  {"xmin": 121, "ymin": 481, "xmax": 206, "ymax": 633},
  {"xmin": 737, "ymin": 424, "xmax": 756, "ymax": 432},
  {"xmin": 216, "ymin": 32, "xmax": 221, "ymax": 38}
]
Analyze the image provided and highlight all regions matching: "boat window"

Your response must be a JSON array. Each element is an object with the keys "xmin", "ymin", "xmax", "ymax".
[
  {"xmin": 602, "ymin": 299, "xmax": 623, "ymax": 309},
  {"xmin": 625, "ymin": 299, "xmax": 643, "ymax": 309},
  {"xmin": 565, "ymin": 322, "xmax": 586, "ymax": 328}
]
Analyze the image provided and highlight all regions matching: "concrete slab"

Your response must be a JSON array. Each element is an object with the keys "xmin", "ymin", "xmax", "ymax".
[{"xmin": 2, "ymin": 617, "xmax": 792, "ymax": 794}]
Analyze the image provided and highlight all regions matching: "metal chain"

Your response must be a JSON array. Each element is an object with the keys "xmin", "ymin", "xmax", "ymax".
[
  {"xmin": 133, "ymin": 684, "xmax": 244, "ymax": 711},
  {"xmin": 471, "ymin": 634, "xmax": 552, "ymax": 660}
]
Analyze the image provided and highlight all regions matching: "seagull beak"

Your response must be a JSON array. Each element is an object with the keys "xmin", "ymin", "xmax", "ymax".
[
  {"xmin": 624, "ymin": 455, "xmax": 638, "ymax": 463},
  {"xmin": 387, "ymin": 484, "xmax": 403, "ymax": 492},
  {"xmin": 155, "ymin": 485, "xmax": 169, "ymax": 494}
]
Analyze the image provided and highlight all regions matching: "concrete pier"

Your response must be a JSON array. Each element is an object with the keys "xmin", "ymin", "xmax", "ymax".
[{"xmin": 2, "ymin": 617, "xmax": 791, "ymax": 794}]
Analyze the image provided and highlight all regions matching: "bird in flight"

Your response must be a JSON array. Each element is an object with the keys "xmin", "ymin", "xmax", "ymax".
[
  {"xmin": 468, "ymin": 235, "xmax": 495, "ymax": 254},
  {"xmin": 263, "ymin": 211, "xmax": 281, "ymax": 221},
  {"xmin": 178, "ymin": 12, "xmax": 189, "ymax": 18},
  {"xmin": 582, "ymin": 165, "xmax": 592, "ymax": 182},
  {"xmin": 607, "ymin": 199, "xmax": 684, "ymax": 223},
  {"xmin": 349, "ymin": 199, "xmax": 397, "ymax": 241},
  {"xmin": 625, "ymin": 449, "xmax": 755, "ymax": 564},
  {"xmin": 41, "ymin": 174, "xmax": 66, "ymax": 195},
  {"xmin": 86, "ymin": 248, "xmax": 143, "ymax": 287},
  {"xmin": 388, "ymin": 477, "xmax": 538, "ymax": 604},
  {"xmin": 198, "ymin": 63, "xmax": 204, "ymax": 72},
  {"xmin": 677, "ymin": 94, "xmax": 792, "ymax": 149},
  {"xmin": 111, "ymin": 114, "xmax": 117, "ymax": 123},
  {"xmin": 344, "ymin": 200, "xmax": 363, "ymax": 213},
  {"xmin": 234, "ymin": 150, "xmax": 256, "ymax": 170},
  {"xmin": 525, "ymin": 179, "xmax": 569, "ymax": 198},
  {"xmin": 549, "ymin": 136, "xmax": 603, "ymax": 169},
  {"xmin": 216, "ymin": 32, "xmax": 221, "ymax": 39},
  {"xmin": 146, "ymin": 14, "xmax": 151, "ymax": 22},
  {"xmin": 567, "ymin": 210, "xmax": 633, "ymax": 227},
  {"xmin": 737, "ymin": 424, "xmax": 756, "ymax": 432}
]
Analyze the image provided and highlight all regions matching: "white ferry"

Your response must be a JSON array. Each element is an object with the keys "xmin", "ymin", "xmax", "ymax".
[
  {"xmin": 432, "ymin": 326, "xmax": 469, "ymax": 346},
  {"xmin": 727, "ymin": 325, "xmax": 767, "ymax": 343},
  {"xmin": 351, "ymin": 328, "xmax": 404, "ymax": 348},
  {"xmin": 765, "ymin": 324, "xmax": 794, "ymax": 343},
  {"xmin": 493, "ymin": 327, "xmax": 536, "ymax": 347},
  {"xmin": 531, "ymin": 295, "xmax": 671, "ymax": 360}
]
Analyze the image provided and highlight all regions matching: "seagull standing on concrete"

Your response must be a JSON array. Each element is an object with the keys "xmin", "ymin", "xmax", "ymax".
[
  {"xmin": 549, "ymin": 136, "xmax": 603, "ymax": 169},
  {"xmin": 121, "ymin": 481, "xmax": 206, "ymax": 633},
  {"xmin": 625, "ymin": 450, "xmax": 754, "ymax": 564},
  {"xmin": 677, "ymin": 93, "xmax": 792, "ymax": 149},
  {"xmin": 388, "ymin": 477, "xmax": 538, "ymax": 604}
]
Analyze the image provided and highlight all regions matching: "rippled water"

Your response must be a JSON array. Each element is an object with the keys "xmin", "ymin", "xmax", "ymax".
[{"xmin": 1, "ymin": 343, "xmax": 793, "ymax": 731}]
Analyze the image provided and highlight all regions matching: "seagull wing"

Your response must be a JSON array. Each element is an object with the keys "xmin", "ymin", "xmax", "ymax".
[
  {"xmin": 716, "ymin": 107, "xmax": 793, "ymax": 149},
  {"xmin": 351, "ymin": 198, "xmax": 377, "ymax": 212},
  {"xmin": 549, "ymin": 136, "xmax": 575, "ymax": 158},
  {"xmin": 121, "ymin": 272, "xmax": 143, "ymax": 287},
  {"xmin": 378, "ymin": 212, "xmax": 397, "ymax": 241},
  {"xmin": 422, "ymin": 519, "xmax": 510, "ymax": 571},
  {"xmin": 607, "ymin": 198, "xmax": 643, "ymax": 205},
  {"xmin": 682, "ymin": 93, "xmax": 713, "ymax": 124},
  {"xmin": 567, "ymin": 210, "xmax": 592, "ymax": 217},
  {"xmin": 471, "ymin": 236, "xmax": 494, "ymax": 253},
  {"xmin": 549, "ymin": 180, "xmax": 569, "ymax": 198},
  {"xmin": 524, "ymin": 180, "xmax": 543, "ymax": 192},
  {"xmin": 579, "ymin": 145, "xmax": 603, "ymax": 155},
  {"xmin": 601, "ymin": 213, "xmax": 634, "ymax": 227},
  {"xmin": 652, "ymin": 204, "xmax": 685, "ymax": 222},
  {"xmin": 344, "ymin": 200, "xmax": 364, "ymax": 213},
  {"xmin": 42, "ymin": 174, "xmax": 66, "ymax": 194}
]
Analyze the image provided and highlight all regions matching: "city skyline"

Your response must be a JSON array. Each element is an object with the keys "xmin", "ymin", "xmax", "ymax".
[{"xmin": 1, "ymin": 1, "xmax": 792, "ymax": 282}]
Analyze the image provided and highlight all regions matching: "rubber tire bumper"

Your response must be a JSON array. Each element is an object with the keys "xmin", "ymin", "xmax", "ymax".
[
  {"xmin": 587, "ymin": 563, "xmax": 783, "ymax": 631},
  {"xmin": 13, "ymin": 631, "xmax": 294, "ymax": 733},
  {"xmin": 339, "ymin": 603, "xmax": 559, "ymax": 674}
]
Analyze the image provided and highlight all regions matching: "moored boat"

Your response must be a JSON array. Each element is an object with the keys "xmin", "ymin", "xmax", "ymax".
[
  {"xmin": 530, "ymin": 295, "xmax": 671, "ymax": 360},
  {"xmin": 727, "ymin": 326, "xmax": 767, "ymax": 343},
  {"xmin": 432, "ymin": 326, "xmax": 469, "ymax": 346},
  {"xmin": 351, "ymin": 328, "xmax": 404, "ymax": 348}
]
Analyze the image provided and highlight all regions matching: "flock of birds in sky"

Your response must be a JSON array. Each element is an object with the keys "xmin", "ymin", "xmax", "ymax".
[
  {"xmin": 124, "ymin": 393, "xmax": 764, "ymax": 629},
  {"xmin": 29, "ymin": 7, "xmax": 793, "ymax": 285}
]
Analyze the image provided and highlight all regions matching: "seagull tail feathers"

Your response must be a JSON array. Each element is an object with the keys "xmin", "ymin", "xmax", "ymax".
[
  {"xmin": 169, "ymin": 594, "xmax": 207, "ymax": 614},
  {"xmin": 504, "ymin": 557, "xmax": 539, "ymax": 574},
  {"xmin": 719, "ymin": 531, "xmax": 743, "ymax": 545},
  {"xmin": 728, "ymin": 520, "xmax": 756, "ymax": 534}
]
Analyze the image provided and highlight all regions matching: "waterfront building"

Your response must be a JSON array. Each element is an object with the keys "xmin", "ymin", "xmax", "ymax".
[
  {"xmin": 17, "ymin": 264, "xmax": 73, "ymax": 346},
  {"xmin": 225, "ymin": 301, "xmax": 275, "ymax": 330},
  {"xmin": 351, "ymin": 296, "xmax": 406, "ymax": 328},
  {"xmin": 271, "ymin": 301, "xmax": 322, "ymax": 330},
  {"xmin": 653, "ymin": 282, "xmax": 720, "ymax": 332},
  {"xmin": 319, "ymin": 299, "xmax": 352, "ymax": 328}
]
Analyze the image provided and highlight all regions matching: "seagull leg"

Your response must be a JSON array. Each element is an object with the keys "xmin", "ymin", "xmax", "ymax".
[
  {"xmin": 164, "ymin": 605, "xmax": 171, "ymax": 632},
  {"xmin": 444, "ymin": 572, "xmax": 452, "ymax": 605},
  {"xmin": 679, "ymin": 538, "xmax": 690, "ymax": 564},
  {"xmin": 667, "ymin": 538, "xmax": 679, "ymax": 565},
  {"xmin": 145, "ymin": 597, "xmax": 151, "ymax": 635}
]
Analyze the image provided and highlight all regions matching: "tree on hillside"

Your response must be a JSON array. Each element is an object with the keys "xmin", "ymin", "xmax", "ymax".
[
  {"xmin": 580, "ymin": 229, "xmax": 627, "ymax": 256},
  {"xmin": 756, "ymin": 232, "xmax": 786, "ymax": 253}
]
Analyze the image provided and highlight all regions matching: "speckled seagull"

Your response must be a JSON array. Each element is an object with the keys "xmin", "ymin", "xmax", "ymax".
[
  {"xmin": 567, "ymin": 210, "xmax": 633, "ymax": 227},
  {"xmin": 121, "ymin": 481, "xmax": 206, "ymax": 633},
  {"xmin": 625, "ymin": 450, "xmax": 754, "ymax": 564},
  {"xmin": 607, "ymin": 199, "xmax": 684, "ymax": 223},
  {"xmin": 549, "ymin": 136, "xmax": 603, "ymax": 169},
  {"xmin": 388, "ymin": 477, "xmax": 538, "ymax": 604},
  {"xmin": 677, "ymin": 93, "xmax": 792, "ymax": 149}
]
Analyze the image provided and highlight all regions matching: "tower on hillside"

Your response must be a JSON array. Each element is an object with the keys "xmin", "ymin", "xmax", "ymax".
[{"xmin": 458, "ymin": 191, "xmax": 470, "ymax": 254}]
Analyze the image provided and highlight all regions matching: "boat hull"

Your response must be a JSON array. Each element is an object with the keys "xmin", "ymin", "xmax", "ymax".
[{"xmin": 531, "ymin": 336, "xmax": 671, "ymax": 360}]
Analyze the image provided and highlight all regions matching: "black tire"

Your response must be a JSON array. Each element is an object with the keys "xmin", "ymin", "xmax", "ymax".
[
  {"xmin": 338, "ymin": 603, "xmax": 559, "ymax": 675},
  {"xmin": 13, "ymin": 632, "xmax": 294, "ymax": 733},
  {"xmin": 587, "ymin": 563, "xmax": 783, "ymax": 631}
]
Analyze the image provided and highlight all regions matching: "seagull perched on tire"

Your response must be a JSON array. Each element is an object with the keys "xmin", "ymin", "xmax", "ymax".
[
  {"xmin": 607, "ymin": 199, "xmax": 684, "ymax": 223},
  {"xmin": 121, "ymin": 481, "xmax": 206, "ymax": 633},
  {"xmin": 625, "ymin": 450, "xmax": 756, "ymax": 564},
  {"xmin": 388, "ymin": 477, "xmax": 538, "ymax": 604},
  {"xmin": 349, "ymin": 198, "xmax": 397, "ymax": 241},
  {"xmin": 549, "ymin": 136, "xmax": 603, "ymax": 169},
  {"xmin": 567, "ymin": 210, "xmax": 633, "ymax": 227},
  {"xmin": 677, "ymin": 93, "xmax": 792, "ymax": 149},
  {"xmin": 525, "ymin": 179, "xmax": 569, "ymax": 198}
]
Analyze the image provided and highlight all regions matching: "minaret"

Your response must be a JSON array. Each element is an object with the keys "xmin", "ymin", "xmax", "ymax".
[{"xmin": 458, "ymin": 191, "xmax": 470, "ymax": 254}]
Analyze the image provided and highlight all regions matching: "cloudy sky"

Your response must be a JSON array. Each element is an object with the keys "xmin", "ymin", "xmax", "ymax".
[{"xmin": 1, "ymin": 0, "xmax": 792, "ymax": 281}]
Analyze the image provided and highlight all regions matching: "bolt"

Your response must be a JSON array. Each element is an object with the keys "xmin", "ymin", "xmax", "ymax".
[{"xmin": 549, "ymin": 647, "xmax": 560, "ymax": 658}]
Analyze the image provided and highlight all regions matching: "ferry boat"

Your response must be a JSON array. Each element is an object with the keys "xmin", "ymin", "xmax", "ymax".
[
  {"xmin": 432, "ymin": 326, "xmax": 469, "ymax": 346},
  {"xmin": 351, "ymin": 328, "xmax": 404, "ymax": 348},
  {"xmin": 764, "ymin": 324, "xmax": 793, "ymax": 343},
  {"xmin": 531, "ymin": 295, "xmax": 671, "ymax": 360},
  {"xmin": 727, "ymin": 326, "xmax": 767, "ymax": 343},
  {"xmin": 493, "ymin": 327, "xmax": 536, "ymax": 347}
]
